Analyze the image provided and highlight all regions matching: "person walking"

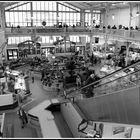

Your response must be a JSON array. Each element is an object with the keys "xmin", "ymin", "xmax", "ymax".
[
  {"xmin": 17, "ymin": 106, "xmax": 28, "ymax": 128},
  {"xmin": 41, "ymin": 69, "xmax": 45, "ymax": 81},
  {"xmin": 56, "ymin": 82, "xmax": 60, "ymax": 96},
  {"xmin": 30, "ymin": 70, "xmax": 34, "ymax": 83},
  {"xmin": 76, "ymin": 74, "xmax": 81, "ymax": 89}
]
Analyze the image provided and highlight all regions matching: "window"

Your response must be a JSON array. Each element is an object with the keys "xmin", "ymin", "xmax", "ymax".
[
  {"xmin": 5, "ymin": 1, "xmax": 80, "ymax": 27},
  {"xmin": 8, "ymin": 36, "xmax": 31, "ymax": 44},
  {"xmin": 40, "ymin": 36, "xmax": 57, "ymax": 44},
  {"xmin": 32, "ymin": 1, "xmax": 56, "ymax": 11},
  {"xmin": 70, "ymin": 36, "xmax": 80, "ymax": 42},
  {"xmin": 85, "ymin": 11, "xmax": 101, "ymax": 26}
]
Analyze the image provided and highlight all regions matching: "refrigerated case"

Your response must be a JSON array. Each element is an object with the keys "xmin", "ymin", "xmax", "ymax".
[
  {"xmin": 41, "ymin": 46, "xmax": 55, "ymax": 57},
  {"xmin": 7, "ymin": 49, "xmax": 18, "ymax": 60}
]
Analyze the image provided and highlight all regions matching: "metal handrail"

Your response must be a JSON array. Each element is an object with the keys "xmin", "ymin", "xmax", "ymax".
[
  {"xmin": 66, "ymin": 59, "xmax": 140, "ymax": 98},
  {"xmin": 94, "ymin": 70, "xmax": 138, "ymax": 89}
]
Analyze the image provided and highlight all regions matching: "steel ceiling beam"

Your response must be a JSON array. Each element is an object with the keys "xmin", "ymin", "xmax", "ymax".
[
  {"xmin": 77, "ymin": 2, "xmax": 90, "ymax": 9},
  {"xmin": 0, "ymin": 2, "xmax": 18, "ymax": 9},
  {"xmin": 5, "ymin": 2, "xmax": 30, "ymax": 11},
  {"xmin": 65, "ymin": 2, "xmax": 83, "ymax": 10}
]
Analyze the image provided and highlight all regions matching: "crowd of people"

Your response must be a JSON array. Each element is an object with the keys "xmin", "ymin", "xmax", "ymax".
[
  {"xmin": 9, "ymin": 22, "xmax": 140, "ymax": 31},
  {"xmin": 56, "ymin": 23, "xmax": 140, "ymax": 31}
]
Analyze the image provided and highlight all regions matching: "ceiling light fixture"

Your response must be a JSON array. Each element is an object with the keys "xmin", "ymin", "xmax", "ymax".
[
  {"xmin": 136, "ymin": 11, "xmax": 139, "ymax": 16},
  {"xmin": 112, "ymin": 14, "xmax": 115, "ymax": 20},
  {"xmin": 136, "ymin": 4, "xmax": 139, "ymax": 16}
]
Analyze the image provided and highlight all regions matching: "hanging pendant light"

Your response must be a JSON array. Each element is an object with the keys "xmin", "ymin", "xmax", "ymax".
[
  {"xmin": 136, "ymin": 11, "xmax": 139, "ymax": 16},
  {"xmin": 136, "ymin": 4, "xmax": 139, "ymax": 16},
  {"xmin": 112, "ymin": 14, "xmax": 115, "ymax": 20}
]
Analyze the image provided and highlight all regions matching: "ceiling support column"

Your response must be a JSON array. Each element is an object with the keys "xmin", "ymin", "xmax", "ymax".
[
  {"xmin": 80, "ymin": 9, "xmax": 85, "ymax": 27},
  {"xmin": 104, "ymin": 3, "xmax": 110, "ymax": 63},
  {"xmin": 129, "ymin": 3, "xmax": 133, "ymax": 37},
  {"xmin": 137, "ymin": 4, "xmax": 140, "ymax": 28}
]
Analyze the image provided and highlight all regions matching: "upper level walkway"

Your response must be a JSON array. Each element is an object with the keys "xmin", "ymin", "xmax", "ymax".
[{"xmin": 5, "ymin": 26, "xmax": 140, "ymax": 42}]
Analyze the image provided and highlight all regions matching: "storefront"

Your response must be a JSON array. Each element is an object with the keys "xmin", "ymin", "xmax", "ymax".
[
  {"xmin": 7, "ymin": 49, "xmax": 18, "ymax": 60},
  {"xmin": 54, "ymin": 39, "xmax": 76, "ymax": 54},
  {"xmin": 41, "ymin": 46, "xmax": 55, "ymax": 57},
  {"xmin": 75, "ymin": 44, "xmax": 85, "ymax": 56}
]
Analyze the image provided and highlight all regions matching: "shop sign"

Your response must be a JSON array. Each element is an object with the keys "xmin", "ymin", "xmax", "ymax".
[{"xmin": 112, "ymin": 126, "xmax": 125, "ymax": 135}]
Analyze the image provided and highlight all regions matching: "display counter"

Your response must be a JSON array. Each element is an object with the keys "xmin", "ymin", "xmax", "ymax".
[
  {"xmin": 0, "ymin": 93, "xmax": 18, "ymax": 111},
  {"xmin": 100, "ymin": 65, "xmax": 116, "ymax": 75},
  {"xmin": 28, "ymin": 99, "xmax": 62, "ymax": 138}
]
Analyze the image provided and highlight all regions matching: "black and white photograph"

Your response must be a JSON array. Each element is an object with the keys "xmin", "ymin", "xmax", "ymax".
[{"xmin": 0, "ymin": 0, "xmax": 140, "ymax": 139}]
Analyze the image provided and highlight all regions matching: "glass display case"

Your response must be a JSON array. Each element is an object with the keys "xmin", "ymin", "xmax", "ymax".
[{"xmin": 7, "ymin": 49, "xmax": 18, "ymax": 60}]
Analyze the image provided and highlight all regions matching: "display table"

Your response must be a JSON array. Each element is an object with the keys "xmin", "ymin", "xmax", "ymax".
[
  {"xmin": 0, "ymin": 94, "xmax": 13, "ymax": 106},
  {"xmin": 93, "ymin": 52, "xmax": 113, "ymax": 58},
  {"xmin": 0, "ymin": 93, "xmax": 18, "ymax": 111},
  {"xmin": 28, "ymin": 99, "xmax": 62, "ymax": 138},
  {"xmin": 93, "ymin": 52, "xmax": 104, "ymax": 58},
  {"xmin": 100, "ymin": 65, "xmax": 115, "ymax": 75}
]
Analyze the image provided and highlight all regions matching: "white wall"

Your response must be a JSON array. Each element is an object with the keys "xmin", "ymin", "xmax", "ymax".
[
  {"xmin": 102, "ymin": 6, "xmax": 138, "ymax": 28},
  {"xmin": 103, "ymin": 124, "xmax": 127, "ymax": 138},
  {"xmin": 61, "ymin": 102, "xmax": 86, "ymax": 138},
  {"xmin": 131, "ymin": 128, "xmax": 140, "ymax": 138}
]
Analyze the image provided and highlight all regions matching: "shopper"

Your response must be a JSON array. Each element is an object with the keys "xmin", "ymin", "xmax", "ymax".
[
  {"xmin": 76, "ymin": 74, "xmax": 81, "ymax": 89},
  {"xmin": 56, "ymin": 83, "xmax": 60, "ymax": 95},
  {"xmin": 16, "ymin": 89, "xmax": 23, "ymax": 106},
  {"xmin": 17, "ymin": 106, "xmax": 28, "ymax": 128},
  {"xmin": 41, "ymin": 69, "xmax": 45, "ymax": 81},
  {"xmin": 84, "ymin": 71, "xmax": 100, "ymax": 98},
  {"xmin": 30, "ymin": 70, "xmax": 34, "ymax": 83}
]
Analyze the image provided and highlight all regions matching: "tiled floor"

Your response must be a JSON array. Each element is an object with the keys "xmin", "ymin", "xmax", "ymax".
[
  {"xmin": 3, "ymin": 73, "xmax": 72, "ymax": 138},
  {"xmin": 3, "ymin": 64, "xmax": 103, "ymax": 138}
]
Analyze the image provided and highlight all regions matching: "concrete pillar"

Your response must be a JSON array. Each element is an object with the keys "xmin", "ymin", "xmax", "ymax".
[
  {"xmin": 104, "ymin": 3, "xmax": 110, "ymax": 62},
  {"xmin": 80, "ymin": 36, "xmax": 86, "ymax": 45},
  {"xmin": 90, "ymin": 9, "xmax": 94, "ymax": 27},
  {"xmin": 56, "ymin": 2, "xmax": 59, "ymax": 26},
  {"xmin": 30, "ymin": 2, "xmax": 33, "ymax": 27},
  {"xmin": 90, "ymin": 35, "xmax": 93, "ymax": 55},
  {"xmin": 129, "ymin": 3, "xmax": 133, "ymax": 33},
  {"xmin": 0, "ymin": 8, "xmax": 6, "ymax": 64},
  {"xmin": 100, "ymin": 9, "xmax": 106, "ymax": 27},
  {"xmin": 64, "ymin": 36, "xmax": 66, "ymax": 54},
  {"xmin": 80, "ymin": 9, "xmax": 85, "ymax": 27},
  {"xmin": 125, "ymin": 42, "xmax": 131, "ymax": 66},
  {"xmin": 0, "ymin": 8, "xmax": 6, "ymax": 30}
]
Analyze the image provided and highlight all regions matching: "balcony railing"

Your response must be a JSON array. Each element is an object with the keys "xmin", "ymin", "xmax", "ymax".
[{"xmin": 5, "ymin": 26, "xmax": 140, "ymax": 42}]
